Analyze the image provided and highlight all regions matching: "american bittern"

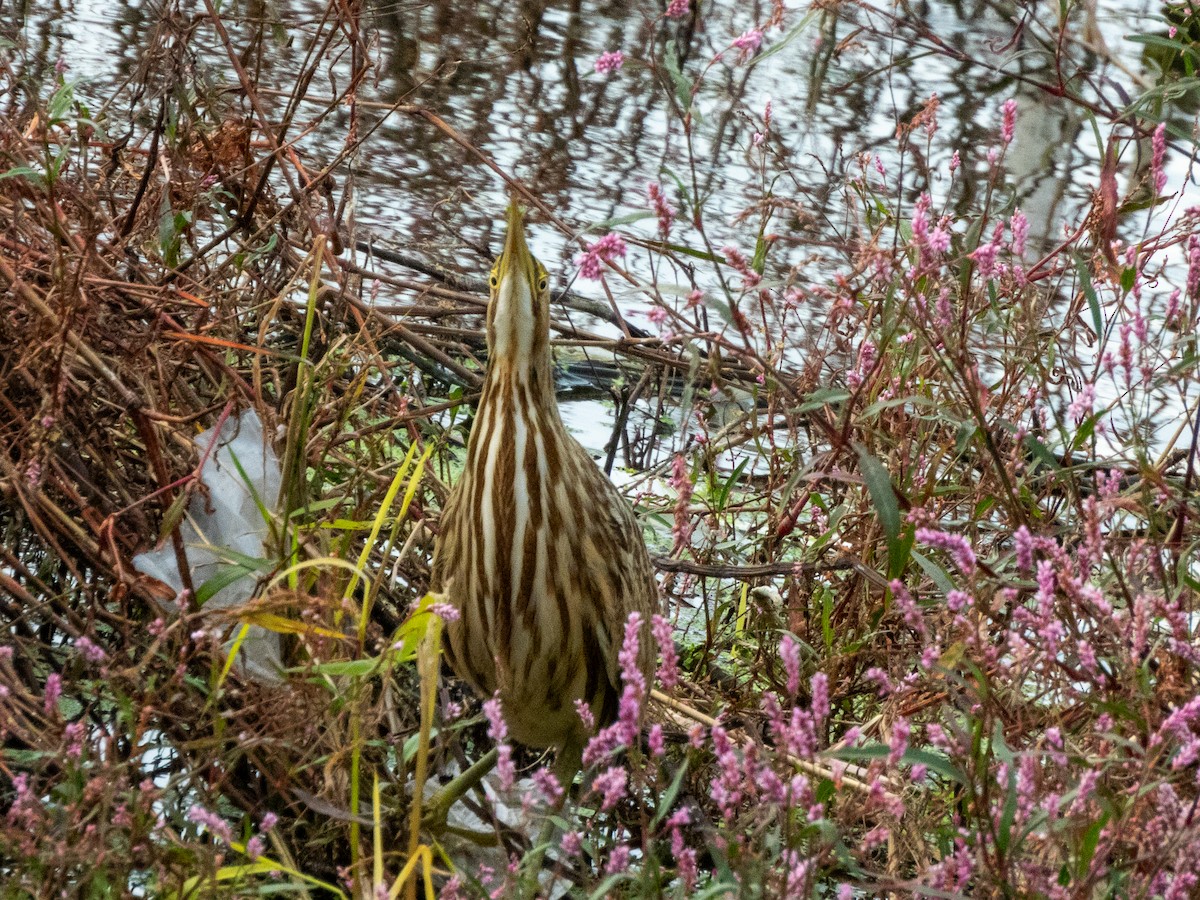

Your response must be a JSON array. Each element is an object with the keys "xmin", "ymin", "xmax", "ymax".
[{"xmin": 430, "ymin": 201, "xmax": 658, "ymax": 789}]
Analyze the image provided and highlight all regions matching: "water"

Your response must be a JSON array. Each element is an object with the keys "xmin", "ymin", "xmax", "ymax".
[{"xmin": 5, "ymin": 0, "xmax": 1191, "ymax": 460}]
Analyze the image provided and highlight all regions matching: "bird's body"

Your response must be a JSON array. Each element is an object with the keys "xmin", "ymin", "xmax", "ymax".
[{"xmin": 430, "ymin": 203, "xmax": 657, "ymax": 754}]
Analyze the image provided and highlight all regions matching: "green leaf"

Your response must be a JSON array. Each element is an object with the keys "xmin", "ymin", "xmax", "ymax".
[
  {"xmin": 586, "ymin": 873, "xmax": 634, "ymax": 900},
  {"xmin": 195, "ymin": 563, "xmax": 259, "ymax": 606},
  {"xmin": 1125, "ymin": 33, "xmax": 1195, "ymax": 53},
  {"xmin": 47, "ymin": 80, "xmax": 75, "ymax": 123},
  {"xmin": 911, "ymin": 549, "xmax": 956, "ymax": 596},
  {"xmin": 1119, "ymin": 266, "xmax": 1136, "ymax": 293},
  {"xmin": 855, "ymin": 445, "xmax": 906, "ymax": 574},
  {"xmin": 1022, "ymin": 434, "xmax": 1062, "ymax": 473},
  {"xmin": 751, "ymin": 11, "xmax": 817, "ymax": 65},
  {"xmin": 827, "ymin": 742, "xmax": 889, "ymax": 763},
  {"xmin": 651, "ymin": 759, "xmax": 689, "ymax": 829},
  {"xmin": 57, "ymin": 696, "xmax": 84, "ymax": 719},
  {"xmin": 584, "ymin": 210, "xmax": 657, "ymax": 232},
  {"xmin": 654, "ymin": 240, "xmax": 727, "ymax": 263},
  {"xmin": 299, "ymin": 657, "xmax": 383, "ymax": 678},
  {"xmin": 662, "ymin": 43, "xmax": 694, "ymax": 112},
  {"xmin": 1074, "ymin": 254, "xmax": 1104, "ymax": 338},
  {"xmin": 990, "ymin": 719, "xmax": 1019, "ymax": 855},
  {"xmin": 900, "ymin": 748, "xmax": 965, "ymax": 784},
  {"xmin": 751, "ymin": 230, "xmax": 768, "ymax": 275},
  {"xmin": 797, "ymin": 387, "xmax": 851, "ymax": 413},
  {"xmin": 1076, "ymin": 813, "xmax": 1109, "ymax": 879},
  {"xmin": 0, "ymin": 165, "xmax": 42, "ymax": 183},
  {"xmin": 714, "ymin": 457, "xmax": 750, "ymax": 511}
]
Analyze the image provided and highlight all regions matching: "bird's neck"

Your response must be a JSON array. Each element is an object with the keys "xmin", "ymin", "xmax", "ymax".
[
  {"xmin": 481, "ymin": 347, "xmax": 560, "ymax": 424},
  {"xmin": 484, "ymin": 279, "xmax": 558, "ymax": 420}
]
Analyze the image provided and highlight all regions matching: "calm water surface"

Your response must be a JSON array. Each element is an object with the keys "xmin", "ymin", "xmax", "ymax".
[{"xmin": 7, "ymin": 0, "xmax": 1190, "ymax": 454}]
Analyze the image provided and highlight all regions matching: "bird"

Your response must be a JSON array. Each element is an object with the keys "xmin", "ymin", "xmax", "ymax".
[{"xmin": 428, "ymin": 199, "xmax": 659, "ymax": 791}]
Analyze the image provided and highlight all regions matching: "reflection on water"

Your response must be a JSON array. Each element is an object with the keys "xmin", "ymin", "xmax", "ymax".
[
  {"xmin": 3, "ymin": 0, "xmax": 1187, "ymax": 455},
  {"xmin": 8, "ymin": 0, "xmax": 1176, "ymax": 260}
]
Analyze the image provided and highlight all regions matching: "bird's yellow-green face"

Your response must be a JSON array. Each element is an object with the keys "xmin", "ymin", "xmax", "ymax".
[{"xmin": 487, "ymin": 201, "xmax": 551, "ymax": 362}]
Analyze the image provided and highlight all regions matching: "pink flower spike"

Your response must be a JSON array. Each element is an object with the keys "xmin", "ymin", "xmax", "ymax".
[
  {"xmin": 666, "ymin": 0, "xmax": 689, "ymax": 19},
  {"xmin": 483, "ymin": 695, "xmax": 507, "ymax": 742},
  {"xmin": 592, "ymin": 765, "xmax": 628, "ymax": 811},
  {"xmin": 780, "ymin": 633, "xmax": 801, "ymax": 696},
  {"xmin": 732, "ymin": 28, "xmax": 764, "ymax": 61},
  {"xmin": 44, "ymin": 672, "xmax": 62, "ymax": 715},
  {"xmin": 1000, "ymin": 98, "xmax": 1017, "ymax": 145},
  {"xmin": 652, "ymin": 613, "xmax": 679, "ymax": 689},
  {"xmin": 1152, "ymin": 122, "xmax": 1168, "ymax": 195},
  {"xmin": 594, "ymin": 51, "xmax": 624, "ymax": 75},
  {"xmin": 647, "ymin": 181, "xmax": 675, "ymax": 235},
  {"xmin": 915, "ymin": 527, "xmax": 977, "ymax": 575},
  {"xmin": 577, "ymin": 232, "xmax": 627, "ymax": 280},
  {"xmin": 1010, "ymin": 209, "xmax": 1029, "ymax": 257},
  {"xmin": 428, "ymin": 601, "xmax": 460, "ymax": 622}
]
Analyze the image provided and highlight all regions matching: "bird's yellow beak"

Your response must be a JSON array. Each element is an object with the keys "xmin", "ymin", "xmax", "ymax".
[{"xmin": 494, "ymin": 200, "xmax": 538, "ymax": 294}]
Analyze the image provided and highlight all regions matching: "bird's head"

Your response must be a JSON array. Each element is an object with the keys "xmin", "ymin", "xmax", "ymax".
[{"xmin": 486, "ymin": 200, "xmax": 551, "ymax": 367}]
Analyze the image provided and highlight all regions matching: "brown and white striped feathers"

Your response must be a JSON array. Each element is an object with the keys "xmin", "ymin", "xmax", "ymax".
[{"xmin": 429, "ymin": 202, "xmax": 658, "ymax": 751}]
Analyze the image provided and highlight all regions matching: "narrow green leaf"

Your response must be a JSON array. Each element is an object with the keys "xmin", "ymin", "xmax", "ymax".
[
  {"xmin": 855, "ymin": 445, "xmax": 904, "ymax": 571},
  {"xmin": 195, "ymin": 563, "xmax": 258, "ymax": 606},
  {"xmin": 1074, "ymin": 255, "xmax": 1104, "ymax": 338},
  {"xmin": 651, "ymin": 759, "xmax": 689, "ymax": 829}
]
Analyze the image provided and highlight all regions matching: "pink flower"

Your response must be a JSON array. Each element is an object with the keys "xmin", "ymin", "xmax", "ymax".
[
  {"xmin": 670, "ymin": 453, "xmax": 695, "ymax": 549},
  {"xmin": 1067, "ymin": 383, "xmax": 1096, "ymax": 422},
  {"xmin": 1152, "ymin": 122, "xmax": 1168, "ymax": 195},
  {"xmin": 605, "ymin": 844, "xmax": 630, "ymax": 874},
  {"xmin": 652, "ymin": 613, "xmax": 679, "ymax": 689},
  {"xmin": 577, "ymin": 232, "xmax": 627, "ymax": 279},
  {"xmin": 483, "ymin": 694, "xmax": 515, "ymax": 790},
  {"xmin": 810, "ymin": 672, "xmax": 829, "ymax": 724},
  {"xmin": 245, "ymin": 835, "xmax": 265, "ymax": 860},
  {"xmin": 779, "ymin": 633, "xmax": 801, "ymax": 696},
  {"xmin": 648, "ymin": 723, "xmax": 665, "ymax": 757},
  {"xmin": 911, "ymin": 193, "xmax": 931, "ymax": 242},
  {"xmin": 915, "ymin": 527, "xmax": 977, "ymax": 575},
  {"xmin": 74, "ymin": 635, "xmax": 107, "ymax": 664},
  {"xmin": 946, "ymin": 590, "xmax": 971, "ymax": 612},
  {"xmin": 594, "ymin": 50, "xmax": 624, "ymax": 75},
  {"xmin": 44, "ymin": 672, "xmax": 62, "ymax": 715},
  {"xmin": 428, "ymin": 602, "xmax": 460, "ymax": 622},
  {"xmin": 722, "ymin": 244, "xmax": 761, "ymax": 288},
  {"xmin": 647, "ymin": 181, "xmax": 675, "ymax": 235},
  {"xmin": 591, "ymin": 765, "xmax": 627, "ymax": 811},
  {"xmin": 574, "ymin": 697, "xmax": 595, "ymax": 731},
  {"xmin": 732, "ymin": 28, "xmax": 764, "ymax": 60},
  {"xmin": 187, "ymin": 804, "xmax": 233, "ymax": 843},
  {"xmin": 971, "ymin": 241, "xmax": 1000, "ymax": 278},
  {"xmin": 532, "ymin": 768, "xmax": 563, "ymax": 804},
  {"xmin": 616, "ymin": 612, "xmax": 646, "ymax": 741},
  {"xmin": 1013, "ymin": 525, "xmax": 1035, "ymax": 571},
  {"xmin": 928, "ymin": 223, "xmax": 951, "ymax": 253},
  {"xmin": 666, "ymin": 0, "xmax": 689, "ymax": 18},
  {"xmin": 1000, "ymin": 98, "xmax": 1017, "ymax": 145},
  {"xmin": 1010, "ymin": 209, "xmax": 1029, "ymax": 256}
]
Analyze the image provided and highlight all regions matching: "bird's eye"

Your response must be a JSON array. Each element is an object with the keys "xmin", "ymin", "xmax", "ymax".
[
  {"xmin": 537, "ymin": 276, "xmax": 548, "ymax": 292},
  {"xmin": 489, "ymin": 272, "xmax": 499, "ymax": 289}
]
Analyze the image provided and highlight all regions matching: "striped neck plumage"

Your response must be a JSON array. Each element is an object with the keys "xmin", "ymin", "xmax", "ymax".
[{"xmin": 484, "ymin": 202, "xmax": 555, "ymax": 401}]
